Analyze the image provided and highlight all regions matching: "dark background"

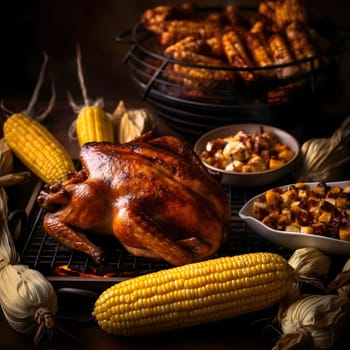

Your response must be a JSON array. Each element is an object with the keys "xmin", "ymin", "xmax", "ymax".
[
  {"xmin": 0, "ymin": 1, "xmax": 349, "ymax": 98},
  {"xmin": 0, "ymin": 0, "xmax": 350, "ymax": 138}
]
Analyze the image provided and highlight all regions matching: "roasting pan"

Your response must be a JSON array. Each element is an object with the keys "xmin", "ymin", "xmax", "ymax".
[{"xmin": 11, "ymin": 179, "xmax": 291, "ymax": 292}]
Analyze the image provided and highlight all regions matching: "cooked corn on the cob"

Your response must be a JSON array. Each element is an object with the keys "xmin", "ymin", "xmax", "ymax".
[
  {"xmin": 3, "ymin": 113, "xmax": 75, "ymax": 184},
  {"xmin": 94, "ymin": 252, "xmax": 293, "ymax": 336},
  {"xmin": 75, "ymin": 105, "xmax": 114, "ymax": 147}
]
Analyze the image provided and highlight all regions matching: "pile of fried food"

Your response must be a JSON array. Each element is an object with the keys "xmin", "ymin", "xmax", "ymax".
[
  {"xmin": 253, "ymin": 181, "xmax": 350, "ymax": 240},
  {"xmin": 140, "ymin": 0, "xmax": 332, "ymax": 102},
  {"xmin": 199, "ymin": 126, "xmax": 295, "ymax": 172}
]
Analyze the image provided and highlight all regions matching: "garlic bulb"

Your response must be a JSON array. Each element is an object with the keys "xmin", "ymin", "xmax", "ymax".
[
  {"xmin": 288, "ymin": 247, "xmax": 331, "ymax": 278},
  {"xmin": 275, "ymin": 294, "xmax": 350, "ymax": 350},
  {"xmin": 0, "ymin": 168, "xmax": 57, "ymax": 345}
]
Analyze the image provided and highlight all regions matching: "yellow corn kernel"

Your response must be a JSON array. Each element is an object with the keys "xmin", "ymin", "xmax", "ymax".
[
  {"xmin": 3, "ymin": 113, "xmax": 76, "ymax": 184},
  {"xmin": 76, "ymin": 105, "xmax": 114, "ymax": 147},
  {"xmin": 93, "ymin": 252, "xmax": 293, "ymax": 336}
]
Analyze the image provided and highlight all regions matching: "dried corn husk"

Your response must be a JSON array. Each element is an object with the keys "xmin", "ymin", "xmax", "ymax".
[
  {"xmin": 111, "ymin": 100, "xmax": 153, "ymax": 143},
  {"xmin": 0, "ymin": 139, "xmax": 31, "ymax": 187},
  {"xmin": 326, "ymin": 258, "xmax": 350, "ymax": 297},
  {"xmin": 288, "ymin": 247, "xmax": 331, "ymax": 278},
  {"xmin": 0, "ymin": 187, "xmax": 58, "ymax": 346},
  {"xmin": 274, "ymin": 294, "xmax": 350, "ymax": 350},
  {"xmin": 296, "ymin": 116, "xmax": 350, "ymax": 182},
  {"xmin": 0, "ymin": 140, "xmax": 58, "ymax": 346},
  {"xmin": 277, "ymin": 248, "xmax": 330, "ymax": 323},
  {"xmin": 0, "ymin": 138, "xmax": 14, "ymax": 176}
]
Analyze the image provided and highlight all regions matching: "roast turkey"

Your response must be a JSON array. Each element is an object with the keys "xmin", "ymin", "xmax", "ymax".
[{"xmin": 37, "ymin": 132, "xmax": 230, "ymax": 266}]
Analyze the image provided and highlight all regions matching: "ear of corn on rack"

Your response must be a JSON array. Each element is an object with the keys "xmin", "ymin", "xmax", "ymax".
[
  {"xmin": 93, "ymin": 252, "xmax": 293, "ymax": 336},
  {"xmin": 3, "ymin": 113, "xmax": 76, "ymax": 185}
]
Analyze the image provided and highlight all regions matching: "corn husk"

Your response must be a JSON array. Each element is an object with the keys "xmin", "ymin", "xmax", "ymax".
[
  {"xmin": 0, "ymin": 140, "xmax": 58, "ymax": 346},
  {"xmin": 295, "ymin": 115, "xmax": 350, "ymax": 182},
  {"xmin": 0, "ymin": 186, "xmax": 58, "ymax": 346},
  {"xmin": 274, "ymin": 294, "xmax": 350, "ymax": 350},
  {"xmin": 0, "ymin": 138, "xmax": 14, "ymax": 176},
  {"xmin": 288, "ymin": 247, "xmax": 331, "ymax": 278},
  {"xmin": 326, "ymin": 258, "xmax": 350, "ymax": 297},
  {"xmin": 111, "ymin": 100, "xmax": 153, "ymax": 143}
]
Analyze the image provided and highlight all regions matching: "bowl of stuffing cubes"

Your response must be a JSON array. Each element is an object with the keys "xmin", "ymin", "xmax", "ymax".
[
  {"xmin": 194, "ymin": 123, "xmax": 300, "ymax": 187},
  {"xmin": 239, "ymin": 181, "xmax": 350, "ymax": 255}
]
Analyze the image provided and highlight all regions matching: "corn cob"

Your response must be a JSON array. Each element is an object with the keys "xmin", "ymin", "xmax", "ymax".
[
  {"xmin": 285, "ymin": 21, "xmax": 320, "ymax": 71},
  {"xmin": 75, "ymin": 105, "xmax": 114, "ymax": 147},
  {"xmin": 222, "ymin": 31, "xmax": 256, "ymax": 81},
  {"xmin": 3, "ymin": 113, "xmax": 75, "ymax": 185},
  {"xmin": 94, "ymin": 252, "xmax": 293, "ymax": 336},
  {"xmin": 160, "ymin": 20, "xmax": 221, "ymax": 46},
  {"xmin": 275, "ymin": 0, "xmax": 308, "ymax": 29}
]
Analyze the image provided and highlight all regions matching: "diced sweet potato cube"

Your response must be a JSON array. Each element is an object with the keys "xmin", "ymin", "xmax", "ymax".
[
  {"xmin": 339, "ymin": 226, "xmax": 350, "ymax": 240},
  {"xmin": 278, "ymin": 149, "xmax": 295, "ymax": 162},
  {"xmin": 269, "ymin": 157, "xmax": 285, "ymax": 169},
  {"xmin": 265, "ymin": 189, "xmax": 280, "ymax": 207}
]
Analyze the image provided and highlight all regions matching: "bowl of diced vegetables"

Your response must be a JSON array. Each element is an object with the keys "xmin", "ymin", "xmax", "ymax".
[
  {"xmin": 239, "ymin": 181, "xmax": 350, "ymax": 255},
  {"xmin": 193, "ymin": 123, "xmax": 300, "ymax": 187}
]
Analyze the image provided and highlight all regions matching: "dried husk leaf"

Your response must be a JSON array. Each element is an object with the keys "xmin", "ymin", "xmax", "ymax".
[
  {"xmin": 0, "ymin": 177, "xmax": 57, "ymax": 346},
  {"xmin": 288, "ymin": 247, "xmax": 331, "ymax": 278},
  {"xmin": 0, "ymin": 171, "xmax": 31, "ymax": 187},
  {"xmin": 275, "ymin": 294, "xmax": 350, "ymax": 350},
  {"xmin": 0, "ymin": 264, "xmax": 57, "ymax": 334},
  {"xmin": 0, "ymin": 138, "xmax": 14, "ymax": 176},
  {"xmin": 326, "ymin": 258, "xmax": 350, "ymax": 297},
  {"xmin": 295, "ymin": 115, "xmax": 350, "ymax": 182},
  {"xmin": 111, "ymin": 100, "xmax": 153, "ymax": 143}
]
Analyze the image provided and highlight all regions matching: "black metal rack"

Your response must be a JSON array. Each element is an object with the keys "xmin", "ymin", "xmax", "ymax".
[{"xmin": 14, "ymin": 184, "xmax": 291, "ymax": 291}]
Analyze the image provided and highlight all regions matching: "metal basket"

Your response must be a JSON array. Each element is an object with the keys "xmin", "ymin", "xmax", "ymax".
[{"xmin": 116, "ymin": 7, "xmax": 347, "ymax": 141}]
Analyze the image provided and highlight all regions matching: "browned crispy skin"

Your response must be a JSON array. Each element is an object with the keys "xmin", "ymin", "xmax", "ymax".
[{"xmin": 37, "ymin": 133, "xmax": 230, "ymax": 266}]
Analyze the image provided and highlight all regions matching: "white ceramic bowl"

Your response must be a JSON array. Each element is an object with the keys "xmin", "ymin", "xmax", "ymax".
[
  {"xmin": 239, "ymin": 181, "xmax": 350, "ymax": 256},
  {"xmin": 193, "ymin": 123, "xmax": 300, "ymax": 187}
]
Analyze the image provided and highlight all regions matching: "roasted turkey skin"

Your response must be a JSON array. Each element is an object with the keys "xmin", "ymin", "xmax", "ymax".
[{"xmin": 37, "ymin": 133, "xmax": 230, "ymax": 266}]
